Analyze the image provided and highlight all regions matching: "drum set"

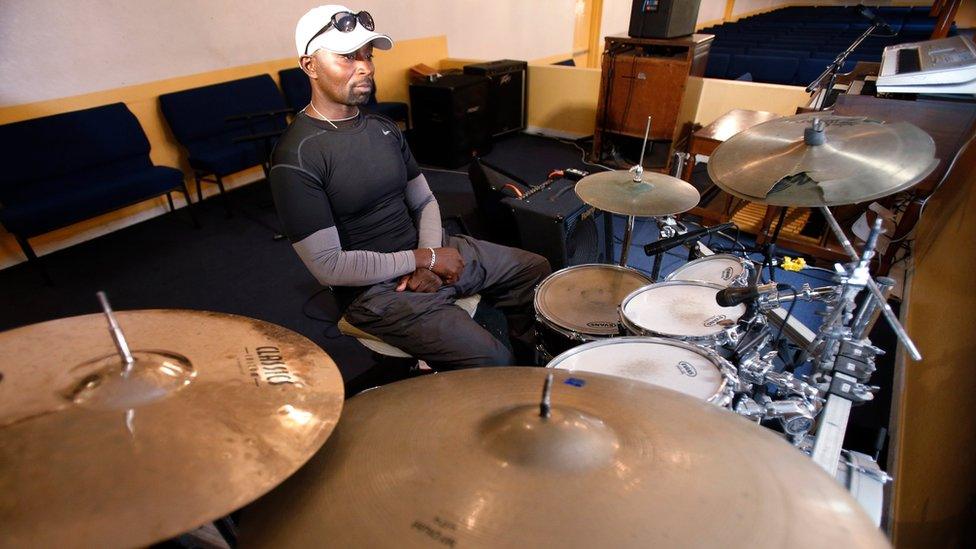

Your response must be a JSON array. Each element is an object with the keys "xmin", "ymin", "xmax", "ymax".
[
  {"xmin": 534, "ymin": 113, "xmax": 937, "ymax": 525},
  {"xmin": 0, "ymin": 112, "xmax": 935, "ymax": 547}
]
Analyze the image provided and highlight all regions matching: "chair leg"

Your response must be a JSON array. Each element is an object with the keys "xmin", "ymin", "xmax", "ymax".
[
  {"xmin": 179, "ymin": 182, "xmax": 201, "ymax": 228},
  {"xmin": 166, "ymin": 192, "xmax": 175, "ymax": 212},
  {"xmin": 215, "ymin": 175, "xmax": 232, "ymax": 218},
  {"xmin": 14, "ymin": 234, "xmax": 52, "ymax": 285},
  {"xmin": 194, "ymin": 171, "xmax": 204, "ymax": 203}
]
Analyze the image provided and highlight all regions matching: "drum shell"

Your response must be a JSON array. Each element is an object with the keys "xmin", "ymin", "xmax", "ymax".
[
  {"xmin": 546, "ymin": 336, "xmax": 739, "ymax": 407},
  {"xmin": 666, "ymin": 253, "xmax": 752, "ymax": 287},
  {"xmin": 619, "ymin": 280, "xmax": 744, "ymax": 347},
  {"xmin": 835, "ymin": 450, "xmax": 887, "ymax": 527}
]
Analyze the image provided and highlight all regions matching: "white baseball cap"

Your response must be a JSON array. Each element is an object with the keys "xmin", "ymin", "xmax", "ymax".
[{"xmin": 295, "ymin": 5, "xmax": 393, "ymax": 56}]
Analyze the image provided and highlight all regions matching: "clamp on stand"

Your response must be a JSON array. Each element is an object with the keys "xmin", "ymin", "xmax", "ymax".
[{"xmin": 808, "ymin": 216, "xmax": 905, "ymax": 475}]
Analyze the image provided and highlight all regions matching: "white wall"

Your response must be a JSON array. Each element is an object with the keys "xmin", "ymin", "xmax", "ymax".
[{"xmin": 0, "ymin": 0, "xmax": 575, "ymax": 107}]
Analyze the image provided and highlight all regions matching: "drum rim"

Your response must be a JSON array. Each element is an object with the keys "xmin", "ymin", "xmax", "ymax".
[
  {"xmin": 619, "ymin": 280, "xmax": 745, "ymax": 342},
  {"xmin": 533, "ymin": 263, "xmax": 652, "ymax": 337},
  {"xmin": 545, "ymin": 335, "xmax": 738, "ymax": 405},
  {"xmin": 665, "ymin": 253, "xmax": 750, "ymax": 281}
]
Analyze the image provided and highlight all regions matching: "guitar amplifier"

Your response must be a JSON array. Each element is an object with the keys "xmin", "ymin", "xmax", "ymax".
[
  {"xmin": 464, "ymin": 60, "xmax": 528, "ymax": 138},
  {"xmin": 502, "ymin": 179, "xmax": 608, "ymax": 271}
]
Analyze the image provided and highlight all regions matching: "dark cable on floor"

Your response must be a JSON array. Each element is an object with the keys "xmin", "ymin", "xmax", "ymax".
[{"xmin": 302, "ymin": 287, "xmax": 340, "ymax": 323}]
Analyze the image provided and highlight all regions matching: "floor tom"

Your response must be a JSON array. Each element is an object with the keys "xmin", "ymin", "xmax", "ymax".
[{"xmin": 534, "ymin": 264, "xmax": 651, "ymax": 358}]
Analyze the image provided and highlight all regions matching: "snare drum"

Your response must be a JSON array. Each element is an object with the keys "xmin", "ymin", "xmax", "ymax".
[
  {"xmin": 534, "ymin": 264, "xmax": 651, "ymax": 358},
  {"xmin": 547, "ymin": 336, "xmax": 738, "ymax": 406},
  {"xmin": 666, "ymin": 254, "xmax": 752, "ymax": 287},
  {"xmin": 619, "ymin": 280, "xmax": 746, "ymax": 347}
]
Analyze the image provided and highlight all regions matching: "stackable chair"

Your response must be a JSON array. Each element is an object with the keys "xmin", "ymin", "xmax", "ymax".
[
  {"xmin": 159, "ymin": 75, "xmax": 290, "ymax": 214},
  {"xmin": 0, "ymin": 103, "xmax": 196, "ymax": 282},
  {"xmin": 278, "ymin": 67, "xmax": 411, "ymax": 129}
]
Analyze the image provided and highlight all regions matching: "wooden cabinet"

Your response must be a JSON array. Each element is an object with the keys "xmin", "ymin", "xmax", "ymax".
[{"xmin": 591, "ymin": 34, "xmax": 713, "ymax": 167}]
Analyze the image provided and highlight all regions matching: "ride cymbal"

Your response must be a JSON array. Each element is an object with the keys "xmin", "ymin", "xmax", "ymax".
[
  {"xmin": 241, "ymin": 367, "xmax": 888, "ymax": 549},
  {"xmin": 575, "ymin": 170, "xmax": 701, "ymax": 217},
  {"xmin": 708, "ymin": 113, "xmax": 937, "ymax": 207},
  {"xmin": 0, "ymin": 310, "xmax": 343, "ymax": 548}
]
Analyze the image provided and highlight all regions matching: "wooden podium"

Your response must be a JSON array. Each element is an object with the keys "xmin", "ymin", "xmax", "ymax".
[{"xmin": 591, "ymin": 34, "xmax": 713, "ymax": 167}]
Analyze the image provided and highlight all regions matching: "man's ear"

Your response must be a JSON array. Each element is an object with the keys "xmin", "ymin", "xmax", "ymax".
[{"xmin": 299, "ymin": 56, "xmax": 318, "ymax": 79}]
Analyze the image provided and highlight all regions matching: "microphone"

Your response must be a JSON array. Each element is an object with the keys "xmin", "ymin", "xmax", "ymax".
[
  {"xmin": 855, "ymin": 4, "xmax": 894, "ymax": 34},
  {"xmin": 716, "ymin": 283, "xmax": 788, "ymax": 307},
  {"xmin": 643, "ymin": 222, "xmax": 734, "ymax": 257}
]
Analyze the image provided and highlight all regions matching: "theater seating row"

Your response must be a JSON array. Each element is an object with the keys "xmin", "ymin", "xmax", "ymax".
[
  {"xmin": 700, "ymin": 5, "xmax": 951, "ymax": 86},
  {"xmin": 0, "ymin": 70, "xmax": 408, "ymax": 281}
]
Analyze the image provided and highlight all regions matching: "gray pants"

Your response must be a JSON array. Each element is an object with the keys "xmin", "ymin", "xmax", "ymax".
[{"xmin": 344, "ymin": 234, "xmax": 551, "ymax": 369}]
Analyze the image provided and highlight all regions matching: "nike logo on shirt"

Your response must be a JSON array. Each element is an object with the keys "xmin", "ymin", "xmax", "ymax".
[{"xmin": 382, "ymin": 130, "xmax": 391, "ymax": 135}]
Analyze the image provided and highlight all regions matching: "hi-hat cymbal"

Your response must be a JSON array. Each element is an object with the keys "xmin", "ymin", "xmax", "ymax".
[
  {"xmin": 240, "ymin": 368, "xmax": 888, "ymax": 548},
  {"xmin": 0, "ymin": 310, "xmax": 344, "ymax": 548},
  {"xmin": 575, "ymin": 170, "xmax": 701, "ymax": 217},
  {"xmin": 708, "ymin": 112, "xmax": 937, "ymax": 207}
]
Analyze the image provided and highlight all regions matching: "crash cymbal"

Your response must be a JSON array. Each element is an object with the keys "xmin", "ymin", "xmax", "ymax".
[
  {"xmin": 241, "ymin": 368, "xmax": 888, "ymax": 549},
  {"xmin": 575, "ymin": 170, "xmax": 701, "ymax": 217},
  {"xmin": 708, "ymin": 113, "xmax": 937, "ymax": 207},
  {"xmin": 0, "ymin": 310, "xmax": 343, "ymax": 548}
]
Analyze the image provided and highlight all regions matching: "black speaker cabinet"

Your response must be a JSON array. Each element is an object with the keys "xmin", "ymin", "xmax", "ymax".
[
  {"xmin": 502, "ymin": 179, "xmax": 607, "ymax": 271},
  {"xmin": 464, "ymin": 60, "xmax": 528, "ymax": 138},
  {"xmin": 628, "ymin": 0, "xmax": 702, "ymax": 39},
  {"xmin": 467, "ymin": 158, "xmax": 530, "ymax": 246},
  {"xmin": 408, "ymin": 74, "xmax": 491, "ymax": 168}
]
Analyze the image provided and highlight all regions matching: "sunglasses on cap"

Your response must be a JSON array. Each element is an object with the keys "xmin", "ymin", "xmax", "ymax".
[{"xmin": 304, "ymin": 11, "xmax": 375, "ymax": 55}]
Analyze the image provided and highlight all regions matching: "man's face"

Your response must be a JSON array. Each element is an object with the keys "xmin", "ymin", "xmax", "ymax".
[{"xmin": 303, "ymin": 44, "xmax": 375, "ymax": 107}]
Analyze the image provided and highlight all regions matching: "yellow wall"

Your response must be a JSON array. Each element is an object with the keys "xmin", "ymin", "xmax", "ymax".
[
  {"xmin": 891, "ymin": 138, "xmax": 976, "ymax": 547},
  {"xmin": 958, "ymin": 0, "xmax": 976, "ymax": 28},
  {"xmin": 678, "ymin": 77, "xmax": 811, "ymax": 131},
  {"xmin": 526, "ymin": 65, "xmax": 603, "ymax": 138},
  {"xmin": 0, "ymin": 35, "xmax": 449, "ymax": 269}
]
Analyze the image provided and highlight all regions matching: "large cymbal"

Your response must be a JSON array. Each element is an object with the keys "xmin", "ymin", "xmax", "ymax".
[
  {"xmin": 0, "ymin": 310, "xmax": 344, "ymax": 548},
  {"xmin": 575, "ymin": 170, "xmax": 701, "ymax": 216},
  {"xmin": 241, "ymin": 367, "xmax": 888, "ymax": 548},
  {"xmin": 708, "ymin": 112, "xmax": 938, "ymax": 207}
]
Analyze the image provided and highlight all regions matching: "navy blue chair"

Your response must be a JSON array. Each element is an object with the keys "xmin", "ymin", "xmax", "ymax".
[
  {"xmin": 159, "ymin": 75, "xmax": 290, "ymax": 213},
  {"xmin": 0, "ymin": 103, "xmax": 196, "ymax": 281},
  {"xmin": 728, "ymin": 55, "xmax": 800, "ymax": 85},
  {"xmin": 705, "ymin": 53, "xmax": 730, "ymax": 79},
  {"xmin": 278, "ymin": 67, "xmax": 310, "ymax": 114},
  {"xmin": 277, "ymin": 67, "xmax": 410, "ymax": 130},
  {"xmin": 711, "ymin": 46, "xmax": 746, "ymax": 56},
  {"xmin": 750, "ymin": 48, "xmax": 810, "ymax": 60}
]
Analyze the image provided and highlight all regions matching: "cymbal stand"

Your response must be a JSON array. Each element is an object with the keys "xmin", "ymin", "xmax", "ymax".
[
  {"xmin": 649, "ymin": 215, "xmax": 685, "ymax": 281},
  {"xmin": 620, "ymin": 116, "xmax": 653, "ymax": 267},
  {"xmin": 808, "ymin": 212, "xmax": 916, "ymax": 475},
  {"xmin": 756, "ymin": 206, "xmax": 789, "ymax": 284},
  {"xmin": 806, "ymin": 21, "xmax": 885, "ymax": 110}
]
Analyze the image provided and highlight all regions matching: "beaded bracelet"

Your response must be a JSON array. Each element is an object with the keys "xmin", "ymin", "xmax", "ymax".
[{"xmin": 427, "ymin": 247, "xmax": 436, "ymax": 271}]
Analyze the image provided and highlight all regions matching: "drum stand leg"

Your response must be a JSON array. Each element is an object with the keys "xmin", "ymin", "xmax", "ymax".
[
  {"xmin": 757, "ymin": 207, "xmax": 788, "ymax": 284},
  {"xmin": 619, "ymin": 215, "xmax": 636, "ymax": 267}
]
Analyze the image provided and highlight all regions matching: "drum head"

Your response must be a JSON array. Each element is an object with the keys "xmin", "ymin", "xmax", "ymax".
[
  {"xmin": 668, "ymin": 254, "xmax": 747, "ymax": 286},
  {"xmin": 548, "ymin": 337, "xmax": 724, "ymax": 401},
  {"xmin": 535, "ymin": 265, "xmax": 650, "ymax": 337},
  {"xmin": 622, "ymin": 281, "xmax": 746, "ymax": 338}
]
